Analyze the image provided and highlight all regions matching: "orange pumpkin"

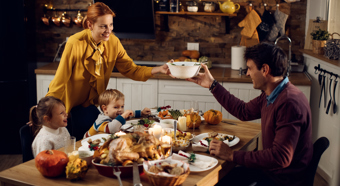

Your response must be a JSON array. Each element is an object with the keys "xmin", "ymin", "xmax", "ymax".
[
  {"xmin": 204, "ymin": 109, "xmax": 222, "ymax": 125},
  {"xmin": 185, "ymin": 112, "xmax": 201, "ymax": 129},
  {"xmin": 35, "ymin": 150, "xmax": 69, "ymax": 177}
]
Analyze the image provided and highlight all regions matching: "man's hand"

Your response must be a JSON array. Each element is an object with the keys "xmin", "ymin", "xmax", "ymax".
[
  {"xmin": 209, "ymin": 139, "xmax": 233, "ymax": 161},
  {"xmin": 121, "ymin": 110, "xmax": 134, "ymax": 119},
  {"xmin": 186, "ymin": 64, "xmax": 215, "ymax": 89},
  {"xmin": 141, "ymin": 108, "xmax": 151, "ymax": 115}
]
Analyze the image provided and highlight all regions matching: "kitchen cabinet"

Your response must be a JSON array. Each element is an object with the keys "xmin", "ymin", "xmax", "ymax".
[
  {"xmin": 222, "ymin": 82, "xmax": 262, "ymax": 123},
  {"xmin": 158, "ymin": 80, "xmax": 221, "ymax": 112},
  {"xmin": 221, "ymin": 83, "xmax": 311, "ymax": 123},
  {"xmin": 36, "ymin": 74, "xmax": 311, "ymax": 121},
  {"xmin": 36, "ymin": 74, "xmax": 54, "ymax": 102},
  {"xmin": 36, "ymin": 75, "xmax": 117, "ymax": 103},
  {"xmin": 117, "ymin": 78, "xmax": 158, "ymax": 111}
]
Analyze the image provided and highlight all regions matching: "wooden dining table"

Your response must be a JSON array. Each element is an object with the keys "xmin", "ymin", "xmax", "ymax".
[{"xmin": 0, "ymin": 119, "xmax": 261, "ymax": 186}]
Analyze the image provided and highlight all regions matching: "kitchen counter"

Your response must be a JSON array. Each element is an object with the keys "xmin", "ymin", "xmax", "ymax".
[
  {"xmin": 300, "ymin": 49, "xmax": 340, "ymax": 68},
  {"xmin": 35, "ymin": 62, "xmax": 312, "ymax": 86}
]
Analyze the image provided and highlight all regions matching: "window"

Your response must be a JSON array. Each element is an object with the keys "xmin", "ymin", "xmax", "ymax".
[{"xmin": 328, "ymin": 0, "xmax": 340, "ymax": 38}]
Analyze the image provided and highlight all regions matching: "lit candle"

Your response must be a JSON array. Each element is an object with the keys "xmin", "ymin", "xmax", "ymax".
[
  {"xmin": 160, "ymin": 135, "xmax": 172, "ymax": 145},
  {"xmin": 178, "ymin": 116, "xmax": 187, "ymax": 132},
  {"xmin": 115, "ymin": 131, "xmax": 126, "ymax": 136},
  {"xmin": 152, "ymin": 125, "xmax": 162, "ymax": 139}
]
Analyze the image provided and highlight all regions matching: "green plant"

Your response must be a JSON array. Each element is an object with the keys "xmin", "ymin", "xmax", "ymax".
[{"xmin": 310, "ymin": 29, "xmax": 330, "ymax": 40}]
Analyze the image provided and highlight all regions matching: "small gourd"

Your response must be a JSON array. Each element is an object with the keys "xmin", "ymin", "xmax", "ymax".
[
  {"xmin": 184, "ymin": 112, "xmax": 201, "ymax": 129},
  {"xmin": 204, "ymin": 109, "xmax": 222, "ymax": 125},
  {"xmin": 65, "ymin": 158, "xmax": 89, "ymax": 180}
]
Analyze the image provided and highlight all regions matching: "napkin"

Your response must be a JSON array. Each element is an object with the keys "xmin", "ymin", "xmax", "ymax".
[
  {"xmin": 171, "ymin": 150, "xmax": 215, "ymax": 169},
  {"xmin": 192, "ymin": 140, "xmax": 209, "ymax": 152}
]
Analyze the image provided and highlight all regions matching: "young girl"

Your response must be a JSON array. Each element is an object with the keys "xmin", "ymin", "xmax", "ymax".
[{"xmin": 30, "ymin": 96, "xmax": 70, "ymax": 157}]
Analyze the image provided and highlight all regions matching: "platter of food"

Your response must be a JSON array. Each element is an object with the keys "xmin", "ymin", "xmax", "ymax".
[
  {"xmin": 121, "ymin": 118, "xmax": 157, "ymax": 132},
  {"xmin": 91, "ymin": 132, "xmax": 165, "ymax": 177},
  {"xmin": 80, "ymin": 134, "xmax": 111, "ymax": 148},
  {"xmin": 163, "ymin": 128, "xmax": 193, "ymax": 141},
  {"xmin": 92, "ymin": 160, "xmax": 144, "ymax": 178},
  {"xmin": 192, "ymin": 132, "xmax": 240, "ymax": 147}
]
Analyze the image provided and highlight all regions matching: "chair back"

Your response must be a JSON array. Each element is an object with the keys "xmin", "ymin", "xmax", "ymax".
[
  {"xmin": 19, "ymin": 125, "xmax": 34, "ymax": 162},
  {"xmin": 306, "ymin": 137, "xmax": 329, "ymax": 186}
]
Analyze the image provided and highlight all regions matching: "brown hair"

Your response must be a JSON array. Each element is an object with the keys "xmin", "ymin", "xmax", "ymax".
[
  {"xmin": 29, "ymin": 96, "xmax": 65, "ymax": 136},
  {"xmin": 244, "ymin": 42, "xmax": 288, "ymax": 77},
  {"xmin": 98, "ymin": 89, "xmax": 125, "ymax": 111},
  {"xmin": 82, "ymin": 2, "xmax": 116, "ymax": 29}
]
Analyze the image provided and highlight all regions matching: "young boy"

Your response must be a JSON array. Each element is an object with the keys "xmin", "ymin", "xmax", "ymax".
[{"xmin": 83, "ymin": 89, "xmax": 151, "ymax": 138}]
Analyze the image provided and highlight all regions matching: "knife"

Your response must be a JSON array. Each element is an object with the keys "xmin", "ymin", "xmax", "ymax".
[
  {"xmin": 133, "ymin": 162, "xmax": 142, "ymax": 186},
  {"xmin": 221, "ymin": 120, "xmax": 237, "ymax": 125}
]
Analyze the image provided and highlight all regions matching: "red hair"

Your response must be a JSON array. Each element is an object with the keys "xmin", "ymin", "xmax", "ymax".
[{"xmin": 82, "ymin": 2, "xmax": 115, "ymax": 29}]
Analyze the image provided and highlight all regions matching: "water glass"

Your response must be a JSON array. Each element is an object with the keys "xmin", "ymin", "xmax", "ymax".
[
  {"xmin": 64, "ymin": 136, "xmax": 76, "ymax": 155},
  {"xmin": 191, "ymin": 100, "xmax": 199, "ymax": 113}
]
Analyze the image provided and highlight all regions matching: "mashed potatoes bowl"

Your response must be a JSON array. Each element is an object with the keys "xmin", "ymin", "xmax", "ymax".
[{"xmin": 167, "ymin": 62, "xmax": 201, "ymax": 79}]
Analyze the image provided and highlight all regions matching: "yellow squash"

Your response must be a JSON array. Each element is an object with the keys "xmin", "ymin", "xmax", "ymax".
[
  {"xmin": 65, "ymin": 158, "xmax": 89, "ymax": 180},
  {"xmin": 185, "ymin": 112, "xmax": 201, "ymax": 129},
  {"xmin": 204, "ymin": 109, "xmax": 222, "ymax": 125}
]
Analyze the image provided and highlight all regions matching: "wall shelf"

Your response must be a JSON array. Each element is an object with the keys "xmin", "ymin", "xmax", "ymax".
[
  {"xmin": 156, "ymin": 11, "xmax": 236, "ymax": 16},
  {"xmin": 43, "ymin": 7, "xmax": 87, "ymax": 13},
  {"xmin": 155, "ymin": 11, "xmax": 237, "ymax": 34}
]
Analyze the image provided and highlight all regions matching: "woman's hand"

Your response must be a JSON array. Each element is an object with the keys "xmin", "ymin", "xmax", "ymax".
[
  {"xmin": 209, "ymin": 139, "xmax": 233, "ymax": 161},
  {"xmin": 186, "ymin": 64, "xmax": 215, "ymax": 89},
  {"xmin": 121, "ymin": 110, "xmax": 134, "ymax": 119},
  {"xmin": 141, "ymin": 108, "xmax": 151, "ymax": 115},
  {"xmin": 151, "ymin": 63, "xmax": 170, "ymax": 75}
]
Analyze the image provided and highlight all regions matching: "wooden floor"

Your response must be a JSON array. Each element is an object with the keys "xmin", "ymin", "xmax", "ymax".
[{"xmin": 0, "ymin": 155, "xmax": 329, "ymax": 186}]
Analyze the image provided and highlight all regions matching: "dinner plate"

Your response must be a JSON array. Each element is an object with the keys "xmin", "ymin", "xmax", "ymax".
[
  {"xmin": 81, "ymin": 134, "xmax": 111, "ymax": 147},
  {"xmin": 192, "ymin": 133, "xmax": 240, "ymax": 147},
  {"xmin": 190, "ymin": 154, "xmax": 218, "ymax": 172},
  {"xmin": 171, "ymin": 153, "xmax": 218, "ymax": 172},
  {"xmin": 120, "ymin": 119, "xmax": 140, "ymax": 132},
  {"xmin": 121, "ymin": 119, "xmax": 159, "ymax": 132}
]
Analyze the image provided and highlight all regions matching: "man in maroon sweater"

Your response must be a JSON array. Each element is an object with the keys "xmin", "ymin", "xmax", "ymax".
[{"xmin": 187, "ymin": 43, "xmax": 312, "ymax": 186}]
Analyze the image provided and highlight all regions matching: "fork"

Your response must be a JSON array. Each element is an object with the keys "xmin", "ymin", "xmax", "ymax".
[{"xmin": 113, "ymin": 166, "xmax": 123, "ymax": 186}]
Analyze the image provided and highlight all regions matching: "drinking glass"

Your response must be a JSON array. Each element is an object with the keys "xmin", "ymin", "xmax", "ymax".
[
  {"xmin": 190, "ymin": 100, "xmax": 199, "ymax": 136},
  {"xmin": 64, "ymin": 136, "xmax": 76, "ymax": 155},
  {"xmin": 191, "ymin": 100, "xmax": 199, "ymax": 113},
  {"xmin": 160, "ymin": 135, "xmax": 172, "ymax": 158}
]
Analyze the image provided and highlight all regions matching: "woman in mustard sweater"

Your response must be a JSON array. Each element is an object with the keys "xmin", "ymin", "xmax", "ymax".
[{"xmin": 46, "ymin": 2, "xmax": 169, "ymax": 139}]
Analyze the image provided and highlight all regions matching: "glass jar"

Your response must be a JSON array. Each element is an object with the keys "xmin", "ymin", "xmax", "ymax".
[{"xmin": 186, "ymin": 1, "xmax": 198, "ymax": 12}]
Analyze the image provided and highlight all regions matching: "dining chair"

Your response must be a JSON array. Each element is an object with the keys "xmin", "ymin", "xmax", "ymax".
[
  {"xmin": 305, "ymin": 136, "xmax": 329, "ymax": 186},
  {"xmin": 19, "ymin": 124, "xmax": 34, "ymax": 162}
]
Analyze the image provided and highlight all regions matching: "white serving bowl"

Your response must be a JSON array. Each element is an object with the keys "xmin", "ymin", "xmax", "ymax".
[{"xmin": 167, "ymin": 62, "xmax": 201, "ymax": 79}]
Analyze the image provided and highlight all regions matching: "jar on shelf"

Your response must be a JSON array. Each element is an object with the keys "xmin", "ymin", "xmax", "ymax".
[
  {"xmin": 203, "ymin": 2, "xmax": 215, "ymax": 12},
  {"xmin": 186, "ymin": 1, "xmax": 198, "ymax": 12}
]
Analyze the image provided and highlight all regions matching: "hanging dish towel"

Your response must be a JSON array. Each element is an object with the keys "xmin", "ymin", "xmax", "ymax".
[
  {"xmin": 267, "ymin": 8, "xmax": 289, "ymax": 41},
  {"xmin": 257, "ymin": 9, "xmax": 276, "ymax": 42},
  {"xmin": 238, "ymin": 8, "xmax": 261, "ymax": 47}
]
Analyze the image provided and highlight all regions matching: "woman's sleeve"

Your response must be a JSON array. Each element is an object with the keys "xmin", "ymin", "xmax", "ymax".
[
  {"xmin": 46, "ymin": 41, "xmax": 75, "ymax": 99},
  {"xmin": 114, "ymin": 40, "xmax": 153, "ymax": 81}
]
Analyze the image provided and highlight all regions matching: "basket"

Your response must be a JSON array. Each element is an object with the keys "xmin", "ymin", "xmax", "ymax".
[
  {"xmin": 143, "ymin": 159, "xmax": 190, "ymax": 186},
  {"xmin": 324, "ymin": 33, "xmax": 340, "ymax": 60}
]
